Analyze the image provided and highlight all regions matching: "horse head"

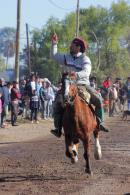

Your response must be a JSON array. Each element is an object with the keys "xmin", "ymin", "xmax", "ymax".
[{"xmin": 61, "ymin": 72, "xmax": 77, "ymax": 105}]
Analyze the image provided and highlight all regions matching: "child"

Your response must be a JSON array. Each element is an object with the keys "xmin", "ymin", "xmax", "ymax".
[{"xmin": 30, "ymin": 90, "xmax": 39, "ymax": 123}]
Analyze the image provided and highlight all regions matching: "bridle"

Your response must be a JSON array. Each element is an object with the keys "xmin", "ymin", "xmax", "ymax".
[{"xmin": 62, "ymin": 76, "xmax": 78, "ymax": 106}]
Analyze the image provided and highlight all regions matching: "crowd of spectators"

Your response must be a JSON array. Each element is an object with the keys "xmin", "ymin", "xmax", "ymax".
[
  {"xmin": 90, "ymin": 76, "xmax": 130, "ymax": 117},
  {"xmin": 0, "ymin": 74, "xmax": 60, "ymax": 128},
  {"xmin": 0, "ymin": 74, "xmax": 130, "ymax": 128}
]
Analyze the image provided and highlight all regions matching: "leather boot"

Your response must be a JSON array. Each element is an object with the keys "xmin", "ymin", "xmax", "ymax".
[
  {"xmin": 51, "ymin": 128, "xmax": 62, "ymax": 138},
  {"xmin": 96, "ymin": 117, "xmax": 109, "ymax": 132},
  {"xmin": 99, "ymin": 123, "xmax": 109, "ymax": 132}
]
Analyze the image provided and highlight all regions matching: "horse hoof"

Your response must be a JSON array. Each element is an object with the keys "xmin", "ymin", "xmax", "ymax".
[
  {"xmin": 71, "ymin": 158, "xmax": 75, "ymax": 164},
  {"xmin": 66, "ymin": 151, "xmax": 71, "ymax": 158},
  {"xmin": 74, "ymin": 156, "xmax": 78, "ymax": 163},
  {"xmin": 71, "ymin": 156, "xmax": 78, "ymax": 164},
  {"xmin": 94, "ymin": 152, "xmax": 102, "ymax": 160},
  {"xmin": 85, "ymin": 169, "xmax": 93, "ymax": 176}
]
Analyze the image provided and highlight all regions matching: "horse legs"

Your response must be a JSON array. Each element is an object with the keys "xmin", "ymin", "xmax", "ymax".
[
  {"xmin": 65, "ymin": 134, "xmax": 72, "ymax": 158},
  {"xmin": 71, "ymin": 139, "xmax": 79, "ymax": 163},
  {"xmin": 65, "ymin": 135, "xmax": 79, "ymax": 163},
  {"xmin": 93, "ymin": 130, "xmax": 102, "ymax": 160},
  {"xmin": 83, "ymin": 138, "xmax": 92, "ymax": 174}
]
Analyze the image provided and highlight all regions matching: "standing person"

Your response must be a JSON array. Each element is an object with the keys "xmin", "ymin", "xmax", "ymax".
[
  {"xmin": 19, "ymin": 79, "xmax": 26, "ymax": 97},
  {"xmin": 0, "ymin": 92, "xmax": 3, "ymax": 127},
  {"xmin": 24, "ymin": 78, "xmax": 31, "ymax": 119},
  {"xmin": 102, "ymin": 76, "xmax": 111, "ymax": 90},
  {"xmin": 90, "ymin": 76, "xmax": 97, "ymax": 89},
  {"xmin": 30, "ymin": 74, "xmax": 36, "ymax": 91},
  {"xmin": 0, "ymin": 78, "xmax": 10, "ymax": 128},
  {"xmin": 46, "ymin": 80, "xmax": 55, "ymax": 118},
  {"xmin": 109, "ymin": 84, "xmax": 118, "ymax": 117},
  {"xmin": 35, "ymin": 76, "xmax": 42, "ymax": 119},
  {"xmin": 124, "ymin": 77, "xmax": 130, "ymax": 110},
  {"xmin": 40, "ymin": 78, "xmax": 53, "ymax": 120},
  {"xmin": 39, "ymin": 80, "xmax": 48, "ymax": 120},
  {"xmin": 35, "ymin": 76, "xmax": 42, "ymax": 97},
  {"xmin": 101, "ymin": 76, "xmax": 111, "ymax": 100},
  {"xmin": 10, "ymin": 81, "xmax": 21, "ymax": 126},
  {"xmin": 50, "ymin": 33, "xmax": 109, "ymax": 137},
  {"xmin": 30, "ymin": 89, "xmax": 39, "ymax": 123},
  {"xmin": 6, "ymin": 82, "xmax": 12, "ymax": 113}
]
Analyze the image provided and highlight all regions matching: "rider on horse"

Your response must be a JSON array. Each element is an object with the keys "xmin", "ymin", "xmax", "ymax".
[{"xmin": 50, "ymin": 34, "xmax": 109, "ymax": 137}]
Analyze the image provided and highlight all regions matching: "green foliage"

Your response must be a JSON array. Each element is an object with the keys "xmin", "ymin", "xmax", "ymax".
[
  {"xmin": 0, "ymin": 57, "xmax": 6, "ymax": 72},
  {"xmin": 21, "ymin": 0, "xmax": 130, "ymax": 84},
  {"xmin": 0, "ymin": 27, "xmax": 16, "ymax": 57}
]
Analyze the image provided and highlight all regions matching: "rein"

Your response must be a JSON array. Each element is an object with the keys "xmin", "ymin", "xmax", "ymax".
[
  {"xmin": 63, "ymin": 78, "xmax": 78, "ymax": 106},
  {"xmin": 66, "ymin": 91, "xmax": 78, "ymax": 106}
]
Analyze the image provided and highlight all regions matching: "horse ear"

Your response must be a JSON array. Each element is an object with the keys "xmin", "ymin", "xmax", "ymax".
[
  {"xmin": 62, "ymin": 72, "xmax": 69, "ymax": 81},
  {"xmin": 61, "ymin": 72, "xmax": 69, "ymax": 83},
  {"xmin": 62, "ymin": 71, "xmax": 69, "ymax": 77}
]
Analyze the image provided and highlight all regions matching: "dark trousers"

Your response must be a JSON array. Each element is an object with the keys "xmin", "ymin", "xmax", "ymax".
[
  {"xmin": 53, "ymin": 84, "xmax": 104, "ymax": 131},
  {"xmin": 81, "ymin": 85, "xmax": 104, "ymax": 121},
  {"xmin": 11, "ymin": 101, "xmax": 18, "ymax": 125},
  {"xmin": 1, "ymin": 107, "xmax": 6, "ymax": 126},
  {"xmin": 31, "ymin": 108, "xmax": 38, "ymax": 121},
  {"xmin": 0, "ymin": 113, "xmax": 1, "ymax": 127}
]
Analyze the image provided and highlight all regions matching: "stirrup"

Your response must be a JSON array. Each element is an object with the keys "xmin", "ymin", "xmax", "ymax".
[{"xmin": 51, "ymin": 129, "xmax": 62, "ymax": 138}]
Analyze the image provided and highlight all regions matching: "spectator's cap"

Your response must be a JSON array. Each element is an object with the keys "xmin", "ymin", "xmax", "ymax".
[
  {"xmin": 72, "ymin": 37, "xmax": 88, "ymax": 53},
  {"xmin": 43, "ymin": 78, "xmax": 51, "ymax": 85},
  {"xmin": 0, "ymin": 78, "xmax": 5, "ymax": 82},
  {"xmin": 107, "ymin": 76, "xmax": 111, "ymax": 80}
]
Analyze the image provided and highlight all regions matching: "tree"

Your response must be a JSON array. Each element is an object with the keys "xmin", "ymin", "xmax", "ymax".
[
  {"xmin": 21, "ymin": 1, "xmax": 130, "ymax": 83},
  {"xmin": 0, "ymin": 58, "xmax": 6, "ymax": 72},
  {"xmin": 0, "ymin": 27, "xmax": 16, "ymax": 56},
  {"xmin": 0, "ymin": 27, "xmax": 16, "ymax": 67}
]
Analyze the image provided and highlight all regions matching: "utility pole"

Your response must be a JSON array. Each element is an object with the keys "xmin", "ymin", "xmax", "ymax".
[
  {"xmin": 75, "ymin": 0, "xmax": 80, "ymax": 37},
  {"xmin": 15, "ymin": 0, "xmax": 21, "ymax": 82},
  {"xmin": 26, "ymin": 23, "xmax": 31, "ymax": 75}
]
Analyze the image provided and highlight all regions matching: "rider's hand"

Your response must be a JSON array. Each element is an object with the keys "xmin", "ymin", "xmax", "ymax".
[
  {"xmin": 69, "ymin": 71, "xmax": 77, "ymax": 80},
  {"xmin": 52, "ymin": 33, "xmax": 58, "ymax": 44}
]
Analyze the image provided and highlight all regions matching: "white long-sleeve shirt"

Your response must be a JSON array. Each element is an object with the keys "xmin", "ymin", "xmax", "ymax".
[{"xmin": 51, "ymin": 43, "xmax": 91, "ymax": 85}]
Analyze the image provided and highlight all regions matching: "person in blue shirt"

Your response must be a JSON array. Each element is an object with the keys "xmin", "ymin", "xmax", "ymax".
[{"xmin": 124, "ymin": 77, "xmax": 130, "ymax": 110}]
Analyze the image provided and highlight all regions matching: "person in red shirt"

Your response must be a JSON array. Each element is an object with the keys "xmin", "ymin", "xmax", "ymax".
[
  {"xmin": 10, "ymin": 81, "xmax": 21, "ymax": 126},
  {"xmin": 102, "ymin": 77, "xmax": 111, "ymax": 89}
]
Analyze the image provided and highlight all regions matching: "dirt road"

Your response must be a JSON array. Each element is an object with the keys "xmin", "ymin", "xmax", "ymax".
[{"xmin": 0, "ymin": 115, "xmax": 130, "ymax": 195}]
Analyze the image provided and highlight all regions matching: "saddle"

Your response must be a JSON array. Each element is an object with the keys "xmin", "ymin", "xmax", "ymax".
[
  {"xmin": 77, "ymin": 86, "xmax": 96, "ymax": 118},
  {"xmin": 77, "ymin": 85, "xmax": 91, "ymax": 104}
]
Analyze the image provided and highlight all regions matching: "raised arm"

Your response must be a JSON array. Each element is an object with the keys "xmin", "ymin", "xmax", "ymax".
[{"xmin": 50, "ymin": 33, "xmax": 65, "ymax": 65}]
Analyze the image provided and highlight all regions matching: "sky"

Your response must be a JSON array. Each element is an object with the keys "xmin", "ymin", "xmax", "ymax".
[
  {"xmin": 0, "ymin": 0, "xmax": 119, "ymax": 68},
  {"xmin": 0, "ymin": 0, "xmax": 118, "ymax": 33}
]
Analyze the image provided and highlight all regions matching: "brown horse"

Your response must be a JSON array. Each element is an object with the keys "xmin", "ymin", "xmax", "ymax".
[{"xmin": 62, "ymin": 73, "xmax": 102, "ymax": 174}]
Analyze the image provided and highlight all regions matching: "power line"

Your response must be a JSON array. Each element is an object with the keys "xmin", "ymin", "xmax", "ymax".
[{"xmin": 48, "ymin": 0, "xmax": 75, "ymax": 11}]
